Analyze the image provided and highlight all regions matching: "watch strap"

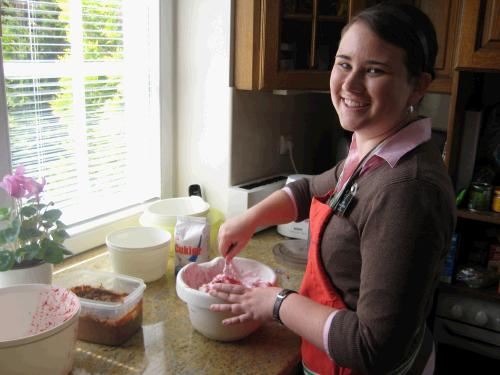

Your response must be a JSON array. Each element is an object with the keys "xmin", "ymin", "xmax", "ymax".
[{"xmin": 273, "ymin": 288, "xmax": 297, "ymax": 324}]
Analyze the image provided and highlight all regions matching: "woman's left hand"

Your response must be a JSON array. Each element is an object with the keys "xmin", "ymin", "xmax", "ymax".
[{"xmin": 209, "ymin": 285, "xmax": 281, "ymax": 325}]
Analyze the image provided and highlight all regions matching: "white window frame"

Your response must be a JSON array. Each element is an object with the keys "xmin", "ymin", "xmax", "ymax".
[{"xmin": 0, "ymin": 0, "xmax": 174, "ymax": 255}]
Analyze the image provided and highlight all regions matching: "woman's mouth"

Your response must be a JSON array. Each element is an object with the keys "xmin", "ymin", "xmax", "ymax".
[{"xmin": 342, "ymin": 98, "xmax": 369, "ymax": 108}]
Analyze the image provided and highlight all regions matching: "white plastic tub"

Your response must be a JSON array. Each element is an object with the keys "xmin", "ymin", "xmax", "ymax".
[{"xmin": 106, "ymin": 226, "xmax": 171, "ymax": 282}]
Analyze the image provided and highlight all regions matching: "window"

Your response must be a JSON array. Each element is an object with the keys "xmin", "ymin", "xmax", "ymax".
[{"xmin": 0, "ymin": 0, "xmax": 169, "ymax": 253}]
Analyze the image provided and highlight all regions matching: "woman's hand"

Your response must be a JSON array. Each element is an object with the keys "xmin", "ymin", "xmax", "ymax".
[
  {"xmin": 217, "ymin": 213, "xmax": 257, "ymax": 260},
  {"xmin": 209, "ymin": 284, "xmax": 281, "ymax": 325}
]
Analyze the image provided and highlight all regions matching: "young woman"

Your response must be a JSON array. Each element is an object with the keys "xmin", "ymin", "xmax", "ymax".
[{"xmin": 211, "ymin": 3, "xmax": 456, "ymax": 374}]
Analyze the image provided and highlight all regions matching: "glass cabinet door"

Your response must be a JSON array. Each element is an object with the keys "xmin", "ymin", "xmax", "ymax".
[{"xmin": 260, "ymin": 0, "xmax": 349, "ymax": 90}]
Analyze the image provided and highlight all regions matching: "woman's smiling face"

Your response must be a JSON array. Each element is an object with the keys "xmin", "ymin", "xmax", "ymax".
[{"xmin": 330, "ymin": 21, "xmax": 420, "ymax": 139}]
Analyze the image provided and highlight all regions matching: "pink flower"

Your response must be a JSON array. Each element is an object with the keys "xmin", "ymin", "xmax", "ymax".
[
  {"xmin": 0, "ymin": 165, "xmax": 45, "ymax": 200},
  {"xmin": 25, "ymin": 176, "xmax": 46, "ymax": 199}
]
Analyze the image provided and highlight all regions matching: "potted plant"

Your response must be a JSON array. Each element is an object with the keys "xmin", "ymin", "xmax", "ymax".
[{"xmin": 0, "ymin": 166, "xmax": 72, "ymax": 286}]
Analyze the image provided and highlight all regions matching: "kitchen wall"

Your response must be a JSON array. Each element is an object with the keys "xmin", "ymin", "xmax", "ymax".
[
  {"xmin": 231, "ymin": 90, "xmax": 341, "ymax": 185},
  {"xmin": 174, "ymin": 0, "xmax": 341, "ymax": 215},
  {"xmin": 175, "ymin": 0, "xmax": 232, "ymax": 213}
]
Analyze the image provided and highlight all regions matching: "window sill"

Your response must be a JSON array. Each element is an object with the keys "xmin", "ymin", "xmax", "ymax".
[{"xmin": 64, "ymin": 203, "xmax": 149, "ymax": 255}]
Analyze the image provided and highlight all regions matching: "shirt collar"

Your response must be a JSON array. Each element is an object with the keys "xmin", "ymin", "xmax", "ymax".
[{"xmin": 349, "ymin": 117, "xmax": 432, "ymax": 169}]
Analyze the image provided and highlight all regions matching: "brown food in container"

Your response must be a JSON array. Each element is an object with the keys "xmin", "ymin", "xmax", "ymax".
[
  {"xmin": 71, "ymin": 285, "xmax": 143, "ymax": 345},
  {"xmin": 55, "ymin": 270, "xmax": 146, "ymax": 346}
]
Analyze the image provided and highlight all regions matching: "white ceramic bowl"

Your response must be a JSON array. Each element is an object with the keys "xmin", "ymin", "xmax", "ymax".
[
  {"xmin": 0, "ymin": 284, "xmax": 81, "ymax": 375},
  {"xmin": 106, "ymin": 226, "xmax": 171, "ymax": 282},
  {"xmin": 140, "ymin": 196, "xmax": 210, "ymax": 228},
  {"xmin": 176, "ymin": 256, "xmax": 277, "ymax": 341}
]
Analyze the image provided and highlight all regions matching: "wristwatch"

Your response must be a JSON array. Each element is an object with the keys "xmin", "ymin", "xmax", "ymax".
[{"xmin": 273, "ymin": 288, "xmax": 297, "ymax": 324}]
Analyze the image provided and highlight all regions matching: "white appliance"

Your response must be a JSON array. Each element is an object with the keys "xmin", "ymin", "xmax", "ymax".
[
  {"xmin": 228, "ymin": 174, "xmax": 288, "ymax": 232},
  {"xmin": 277, "ymin": 174, "xmax": 312, "ymax": 240}
]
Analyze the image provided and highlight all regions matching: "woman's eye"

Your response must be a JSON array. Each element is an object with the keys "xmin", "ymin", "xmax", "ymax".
[
  {"xmin": 337, "ymin": 62, "xmax": 351, "ymax": 70},
  {"xmin": 367, "ymin": 67, "xmax": 384, "ymax": 74}
]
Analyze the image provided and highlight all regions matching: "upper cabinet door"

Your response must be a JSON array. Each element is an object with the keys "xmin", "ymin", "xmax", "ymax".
[
  {"xmin": 456, "ymin": 0, "xmax": 500, "ymax": 70},
  {"xmin": 234, "ymin": 0, "xmax": 351, "ymax": 90},
  {"xmin": 416, "ymin": 0, "xmax": 460, "ymax": 93}
]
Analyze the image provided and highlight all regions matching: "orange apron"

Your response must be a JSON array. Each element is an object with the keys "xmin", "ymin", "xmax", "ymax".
[{"xmin": 299, "ymin": 193, "xmax": 357, "ymax": 375}]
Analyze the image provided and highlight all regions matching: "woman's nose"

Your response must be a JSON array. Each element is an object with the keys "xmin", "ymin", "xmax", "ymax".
[{"xmin": 342, "ymin": 71, "xmax": 364, "ymax": 93}]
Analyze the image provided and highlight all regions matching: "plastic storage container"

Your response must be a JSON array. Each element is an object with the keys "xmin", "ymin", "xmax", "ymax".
[
  {"xmin": 106, "ymin": 226, "xmax": 170, "ymax": 282},
  {"xmin": 54, "ymin": 270, "xmax": 146, "ymax": 345}
]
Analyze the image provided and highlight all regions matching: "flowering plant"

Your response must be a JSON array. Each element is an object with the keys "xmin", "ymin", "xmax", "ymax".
[{"xmin": 0, "ymin": 166, "xmax": 71, "ymax": 271}]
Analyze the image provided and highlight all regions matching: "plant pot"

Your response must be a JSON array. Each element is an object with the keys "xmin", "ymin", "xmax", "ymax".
[{"xmin": 0, "ymin": 260, "xmax": 53, "ymax": 288}]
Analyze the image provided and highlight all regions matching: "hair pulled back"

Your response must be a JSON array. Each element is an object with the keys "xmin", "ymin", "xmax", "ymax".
[{"xmin": 344, "ymin": 2, "xmax": 438, "ymax": 81}]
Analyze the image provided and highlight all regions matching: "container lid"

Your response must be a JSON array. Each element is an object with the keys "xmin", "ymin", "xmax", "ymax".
[
  {"xmin": 106, "ymin": 226, "xmax": 170, "ymax": 251},
  {"xmin": 54, "ymin": 269, "xmax": 146, "ymax": 311}
]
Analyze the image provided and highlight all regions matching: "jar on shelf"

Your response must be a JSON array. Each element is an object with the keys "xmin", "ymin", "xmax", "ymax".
[
  {"xmin": 492, "ymin": 186, "xmax": 500, "ymax": 213},
  {"xmin": 467, "ymin": 182, "xmax": 493, "ymax": 211}
]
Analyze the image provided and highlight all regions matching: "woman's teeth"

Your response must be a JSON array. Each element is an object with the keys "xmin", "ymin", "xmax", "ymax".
[{"xmin": 343, "ymin": 98, "xmax": 368, "ymax": 108}]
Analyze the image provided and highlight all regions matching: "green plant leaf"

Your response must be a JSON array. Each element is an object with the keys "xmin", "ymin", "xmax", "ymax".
[
  {"xmin": 55, "ymin": 220, "xmax": 67, "ymax": 229},
  {"xmin": 0, "ymin": 207, "xmax": 10, "ymax": 221},
  {"xmin": 0, "ymin": 231, "xmax": 5, "ymax": 246},
  {"xmin": 3, "ymin": 222, "xmax": 20, "ymax": 243},
  {"xmin": 11, "ymin": 217, "xmax": 21, "ymax": 231},
  {"xmin": 35, "ymin": 203, "xmax": 47, "ymax": 210},
  {"xmin": 52, "ymin": 229, "xmax": 70, "ymax": 243},
  {"xmin": 42, "ymin": 209, "xmax": 62, "ymax": 223},
  {"xmin": 0, "ymin": 250, "xmax": 15, "ymax": 271},
  {"xmin": 21, "ymin": 216, "xmax": 38, "ymax": 230},
  {"xmin": 14, "ymin": 247, "xmax": 27, "ymax": 263},
  {"xmin": 20, "ymin": 205, "xmax": 37, "ymax": 218},
  {"xmin": 40, "ymin": 238, "xmax": 64, "ymax": 264},
  {"xmin": 21, "ymin": 243, "xmax": 41, "ymax": 261},
  {"xmin": 18, "ymin": 227, "xmax": 43, "ymax": 241}
]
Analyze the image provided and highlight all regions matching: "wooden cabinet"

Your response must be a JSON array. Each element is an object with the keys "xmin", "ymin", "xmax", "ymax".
[
  {"xmin": 456, "ymin": 0, "xmax": 500, "ymax": 71},
  {"xmin": 234, "ymin": 0, "xmax": 459, "ymax": 92},
  {"xmin": 234, "ymin": 0, "xmax": 353, "ymax": 91},
  {"xmin": 416, "ymin": 0, "xmax": 460, "ymax": 93}
]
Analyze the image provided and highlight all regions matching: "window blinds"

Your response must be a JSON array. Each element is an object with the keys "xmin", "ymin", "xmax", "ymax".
[{"xmin": 1, "ymin": 0, "xmax": 160, "ymax": 225}]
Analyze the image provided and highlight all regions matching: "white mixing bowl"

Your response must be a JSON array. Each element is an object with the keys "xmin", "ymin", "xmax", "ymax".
[
  {"xmin": 139, "ymin": 196, "xmax": 210, "ymax": 253},
  {"xmin": 176, "ymin": 256, "xmax": 277, "ymax": 341},
  {"xmin": 140, "ymin": 196, "xmax": 210, "ymax": 228},
  {"xmin": 106, "ymin": 226, "xmax": 171, "ymax": 282},
  {"xmin": 0, "ymin": 284, "xmax": 81, "ymax": 375}
]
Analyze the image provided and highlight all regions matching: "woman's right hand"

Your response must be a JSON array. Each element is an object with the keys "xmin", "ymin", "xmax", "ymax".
[
  {"xmin": 218, "ymin": 189, "xmax": 297, "ymax": 260},
  {"xmin": 217, "ymin": 212, "xmax": 256, "ymax": 260}
]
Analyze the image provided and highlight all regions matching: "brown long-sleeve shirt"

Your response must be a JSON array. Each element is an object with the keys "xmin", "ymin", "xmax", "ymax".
[{"xmin": 288, "ymin": 140, "xmax": 456, "ymax": 374}]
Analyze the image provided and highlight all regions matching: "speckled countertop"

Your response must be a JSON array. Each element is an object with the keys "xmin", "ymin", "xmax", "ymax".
[{"xmin": 54, "ymin": 228, "xmax": 306, "ymax": 375}]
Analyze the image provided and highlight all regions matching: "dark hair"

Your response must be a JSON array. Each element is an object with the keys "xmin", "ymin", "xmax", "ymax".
[{"xmin": 344, "ymin": 2, "xmax": 438, "ymax": 80}]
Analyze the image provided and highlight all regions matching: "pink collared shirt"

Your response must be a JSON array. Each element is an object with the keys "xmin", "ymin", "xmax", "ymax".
[{"xmin": 336, "ymin": 117, "xmax": 432, "ymax": 191}]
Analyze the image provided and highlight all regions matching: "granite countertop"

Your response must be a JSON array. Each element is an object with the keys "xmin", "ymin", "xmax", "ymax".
[{"xmin": 54, "ymin": 228, "xmax": 306, "ymax": 375}]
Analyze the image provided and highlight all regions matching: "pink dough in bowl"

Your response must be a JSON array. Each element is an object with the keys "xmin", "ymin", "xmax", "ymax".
[{"xmin": 176, "ymin": 256, "xmax": 277, "ymax": 341}]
